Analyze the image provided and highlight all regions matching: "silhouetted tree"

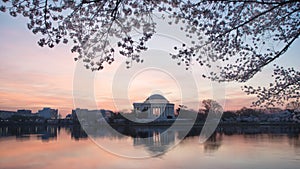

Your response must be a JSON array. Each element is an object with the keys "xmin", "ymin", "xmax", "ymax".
[
  {"xmin": 286, "ymin": 101, "xmax": 300, "ymax": 112},
  {"xmin": 236, "ymin": 107, "xmax": 263, "ymax": 117},
  {"xmin": 202, "ymin": 99, "xmax": 223, "ymax": 121},
  {"xmin": 222, "ymin": 111, "xmax": 237, "ymax": 119},
  {"xmin": 175, "ymin": 104, "xmax": 187, "ymax": 116},
  {"xmin": 202, "ymin": 99, "xmax": 223, "ymax": 113}
]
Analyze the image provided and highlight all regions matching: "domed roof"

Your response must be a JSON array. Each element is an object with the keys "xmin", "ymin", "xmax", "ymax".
[
  {"xmin": 147, "ymin": 94, "xmax": 167, "ymax": 100},
  {"xmin": 144, "ymin": 94, "xmax": 169, "ymax": 103}
]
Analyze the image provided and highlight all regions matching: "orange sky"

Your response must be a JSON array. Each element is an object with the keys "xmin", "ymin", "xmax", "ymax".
[{"xmin": 0, "ymin": 13, "xmax": 299, "ymax": 117}]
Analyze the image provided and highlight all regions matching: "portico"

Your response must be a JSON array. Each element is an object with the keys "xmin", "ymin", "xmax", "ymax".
[{"xmin": 133, "ymin": 94, "xmax": 175, "ymax": 119}]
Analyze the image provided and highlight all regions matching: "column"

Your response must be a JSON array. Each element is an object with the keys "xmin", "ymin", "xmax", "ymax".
[{"xmin": 162, "ymin": 105, "xmax": 165, "ymax": 118}]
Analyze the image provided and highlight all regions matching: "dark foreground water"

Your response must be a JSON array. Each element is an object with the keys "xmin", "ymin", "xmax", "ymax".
[{"xmin": 0, "ymin": 125, "xmax": 300, "ymax": 169}]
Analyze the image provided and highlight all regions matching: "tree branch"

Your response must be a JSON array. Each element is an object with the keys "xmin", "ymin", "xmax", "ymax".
[
  {"xmin": 196, "ymin": 0, "xmax": 300, "ymax": 5},
  {"xmin": 111, "ymin": 0, "xmax": 122, "ymax": 21},
  {"xmin": 218, "ymin": 1, "xmax": 292, "ymax": 38},
  {"xmin": 44, "ymin": 0, "xmax": 48, "ymax": 27},
  {"xmin": 262, "ymin": 30, "xmax": 300, "ymax": 68},
  {"xmin": 239, "ymin": 30, "xmax": 300, "ymax": 81}
]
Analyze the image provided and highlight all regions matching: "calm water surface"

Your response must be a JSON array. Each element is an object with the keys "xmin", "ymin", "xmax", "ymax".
[{"xmin": 0, "ymin": 125, "xmax": 300, "ymax": 169}]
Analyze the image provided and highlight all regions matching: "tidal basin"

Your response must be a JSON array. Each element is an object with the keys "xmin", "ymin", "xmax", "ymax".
[{"xmin": 0, "ymin": 125, "xmax": 300, "ymax": 169}]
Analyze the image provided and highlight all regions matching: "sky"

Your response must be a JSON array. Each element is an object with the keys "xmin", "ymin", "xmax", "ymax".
[{"xmin": 0, "ymin": 12, "xmax": 299, "ymax": 117}]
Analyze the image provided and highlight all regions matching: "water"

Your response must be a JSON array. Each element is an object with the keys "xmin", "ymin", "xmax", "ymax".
[{"xmin": 0, "ymin": 125, "xmax": 300, "ymax": 169}]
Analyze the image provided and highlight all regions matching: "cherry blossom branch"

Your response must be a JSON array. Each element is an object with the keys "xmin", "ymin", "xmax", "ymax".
[
  {"xmin": 196, "ymin": 0, "xmax": 300, "ymax": 5},
  {"xmin": 262, "ymin": 30, "xmax": 300, "ymax": 68}
]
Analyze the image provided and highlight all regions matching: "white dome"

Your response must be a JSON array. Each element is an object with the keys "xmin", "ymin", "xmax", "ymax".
[{"xmin": 144, "ymin": 94, "xmax": 169, "ymax": 103}]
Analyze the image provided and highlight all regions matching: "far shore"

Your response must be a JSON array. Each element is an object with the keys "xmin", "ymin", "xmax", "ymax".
[{"xmin": 0, "ymin": 121, "xmax": 299, "ymax": 127}]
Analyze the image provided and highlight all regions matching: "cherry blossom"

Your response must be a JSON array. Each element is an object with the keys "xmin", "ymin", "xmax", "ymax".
[{"xmin": 1, "ymin": 0, "xmax": 299, "ymax": 106}]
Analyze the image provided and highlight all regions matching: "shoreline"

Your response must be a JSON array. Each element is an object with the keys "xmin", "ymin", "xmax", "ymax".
[{"xmin": 0, "ymin": 121, "xmax": 299, "ymax": 127}]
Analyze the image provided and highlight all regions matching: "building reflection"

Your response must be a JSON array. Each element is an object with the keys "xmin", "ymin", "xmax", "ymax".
[
  {"xmin": 0, "ymin": 125, "xmax": 88, "ymax": 141},
  {"xmin": 81, "ymin": 125, "xmax": 177, "ymax": 154},
  {"xmin": 0, "ymin": 125, "xmax": 58, "ymax": 141},
  {"xmin": 133, "ymin": 128, "xmax": 176, "ymax": 154},
  {"xmin": 0, "ymin": 125, "xmax": 300, "ymax": 154},
  {"xmin": 64, "ymin": 125, "xmax": 88, "ymax": 140}
]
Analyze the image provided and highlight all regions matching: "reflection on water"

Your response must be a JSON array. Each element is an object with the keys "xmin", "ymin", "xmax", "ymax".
[
  {"xmin": 1, "ymin": 125, "xmax": 300, "ymax": 151},
  {"xmin": 203, "ymin": 132, "xmax": 222, "ymax": 153},
  {"xmin": 133, "ymin": 128, "xmax": 175, "ymax": 154},
  {"xmin": 0, "ymin": 125, "xmax": 300, "ymax": 169},
  {"xmin": 0, "ymin": 125, "xmax": 88, "ymax": 141}
]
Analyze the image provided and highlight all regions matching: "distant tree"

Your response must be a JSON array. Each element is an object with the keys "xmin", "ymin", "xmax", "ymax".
[
  {"xmin": 111, "ymin": 112, "xmax": 122, "ymax": 119},
  {"xmin": 222, "ymin": 111, "xmax": 237, "ymax": 119},
  {"xmin": 175, "ymin": 104, "xmax": 187, "ymax": 116},
  {"xmin": 286, "ymin": 101, "xmax": 300, "ymax": 112},
  {"xmin": 177, "ymin": 109, "xmax": 198, "ymax": 119},
  {"xmin": 202, "ymin": 99, "xmax": 223, "ymax": 120},
  {"xmin": 175, "ymin": 105, "xmax": 206, "ymax": 121},
  {"xmin": 121, "ymin": 111, "xmax": 136, "ymax": 119},
  {"xmin": 236, "ymin": 107, "xmax": 263, "ymax": 117},
  {"xmin": 1, "ymin": 0, "xmax": 299, "ymax": 105},
  {"xmin": 202, "ymin": 99, "xmax": 223, "ymax": 113}
]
